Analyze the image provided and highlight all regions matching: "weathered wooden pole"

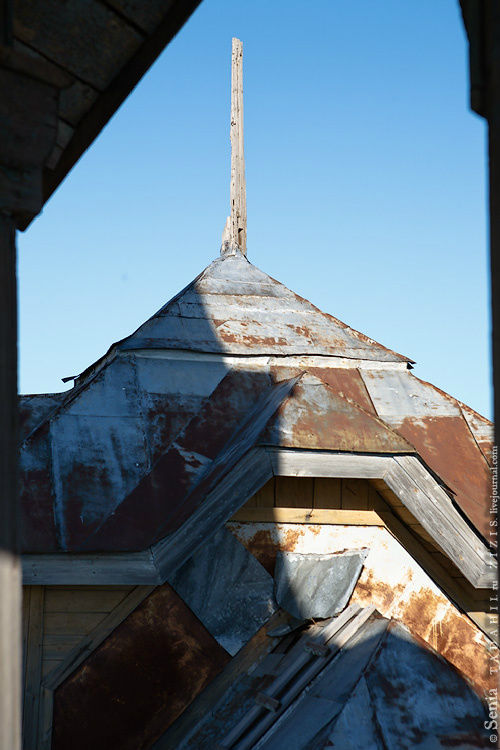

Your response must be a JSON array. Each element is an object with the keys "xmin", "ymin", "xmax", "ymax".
[{"xmin": 222, "ymin": 38, "xmax": 246, "ymax": 255}]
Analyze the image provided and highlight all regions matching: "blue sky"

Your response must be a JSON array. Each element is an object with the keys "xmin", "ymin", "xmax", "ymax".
[{"xmin": 18, "ymin": 0, "xmax": 491, "ymax": 417}]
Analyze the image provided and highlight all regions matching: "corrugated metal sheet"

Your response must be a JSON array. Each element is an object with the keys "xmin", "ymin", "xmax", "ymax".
[{"xmin": 52, "ymin": 583, "xmax": 231, "ymax": 750}]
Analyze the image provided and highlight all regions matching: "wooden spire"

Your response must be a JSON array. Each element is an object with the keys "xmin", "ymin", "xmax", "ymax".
[{"xmin": 222, "ymin": 38, "xmax": 246, "ymax": 255}]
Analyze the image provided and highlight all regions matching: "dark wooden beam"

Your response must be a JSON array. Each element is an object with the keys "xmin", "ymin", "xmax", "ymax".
[
  {"xmin": 0, "ymin": 49, "xmax": 64, "ymax": 748},
  {"xmin": 18, "ymin": 0, "xmax": 203, "ymax": 231}
]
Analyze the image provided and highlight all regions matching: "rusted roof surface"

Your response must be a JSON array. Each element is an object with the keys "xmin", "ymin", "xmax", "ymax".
[
  {"xmin": 19, "ymin": 251, "xmax": 492, "ymax": 552},
  {"xmin": 76, "ymin": 254, "xmax": 411, "ymax": 384},
  {"xmin": 228, "ymin": 519, "xmax": 495, "ymax": 695},
  {"xmin": 360, "ymin": 370, "xmax": 493, "ymax": 540},
  {"xmin": 156, "ymin": 608, "xmax": 490, "ymax": 749},
  {"xmin": 260, "ymin": 373, "xmax": 414, "ymax": 454}
]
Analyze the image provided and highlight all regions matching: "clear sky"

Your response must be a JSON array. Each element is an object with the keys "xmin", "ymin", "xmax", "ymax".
[{"xmin": 18, "ymin": 0, "xmax": 491, "ymax": 418}]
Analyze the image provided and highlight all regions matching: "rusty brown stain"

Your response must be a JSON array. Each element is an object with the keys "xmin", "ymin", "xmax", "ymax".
[
  {"xmin": 394, "ymin": 587, "xmax": 493, "ymax": 696},
  {"xmin": 228, "ymin": 526, "xmax": 305, "ymax": 575},
  {"xmin": 306, "ymin": 367, "xmax": 376, "ymax": 414},
  {"xmin": 259, "ymin": 377, "xmax": 413, "ymax": 456},
  {"xmin": 352, "ymin": 568, "xmax": 407, "ymax": 612},
  {"xmin": 397, "ymin": 415, "xmax": 491, "ymax": 541},
  {"xmin": 231, "ymin": 526, "xmax": 494, "ymax": 697},
  {"xmin": 52, "ymin": 583, "xmax": 230, "ymax": 750}
]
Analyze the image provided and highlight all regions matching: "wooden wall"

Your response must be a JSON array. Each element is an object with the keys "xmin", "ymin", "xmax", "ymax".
[
  {"xmin": 22, "ymin": 585, "xmax": 135, "ymax": 749},
  {"xmin": 246, "ymin": 476, "xmax": 381, "ymax": 511}
]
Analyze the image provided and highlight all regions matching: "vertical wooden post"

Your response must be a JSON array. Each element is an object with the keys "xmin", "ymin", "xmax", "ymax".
[
  {"xmin": 0, "ymin": 210, "xmax": 21, "ymax": 750},
  {"xmin": 0, "ymin": 49, "xmax": 66, "ymax": 750},
  {"xmin": 230, "ymin": 37, "xmax": 246, "ymax": 255}
]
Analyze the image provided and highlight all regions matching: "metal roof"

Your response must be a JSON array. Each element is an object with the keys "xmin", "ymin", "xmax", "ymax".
[
  {"xmin": 156, "ymin": 606, "xmax": 490, "ymax": 750},
  {"xmin": 74, "ymin": 253, "xmax": 411, "ymax": 387},
  {"xmin": 19, "ymin": 250, "xmax": 493, "ymax": 553}
]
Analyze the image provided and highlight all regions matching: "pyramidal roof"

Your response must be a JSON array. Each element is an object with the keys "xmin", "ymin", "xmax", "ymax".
[{"xmin": 85, "ymin": 252, "xmax": 410, "ymax": 378}]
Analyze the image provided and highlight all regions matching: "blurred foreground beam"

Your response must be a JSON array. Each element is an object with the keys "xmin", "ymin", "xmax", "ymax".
[
  {"xmin": 460, "ymin": 1, "xmax": 500, "ymax": 438},
  {"xmin": 0, "ymin": 45, "xmax": 68, "ymax": 750}
]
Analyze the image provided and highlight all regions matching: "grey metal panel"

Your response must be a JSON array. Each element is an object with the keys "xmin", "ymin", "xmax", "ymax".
[
  {"xmin": 19, "ymin": 392, "xmax": 66, "ymax": 441},
  {"xmin": 274, "ymin": 549, "xmax": 368, "ymax": 620},
  {"xmin": 360, "ymin": 369, "xmax": 461, "ymax": 422},
  {"xmin": 133, "ymin": 354, "xmax": 227, "ymax": 397},
  {"xmin": 115, "ymin": 255, "xmax": 409, "ymax": 363},
  {"xmin": 63, "ymin": 355, "xmax": 140, "ymax": 417},
  {"xmin": 364, "ymin": 621, "xmax": 489, "ymax": 749},
  {"xmin": 323, "ymin": 677, "xmax": 384, "ymax": 750},
  {"xmin": 50, "ymin": 413, "xmax": 150, "ymax": 549},
  {"xmin": 169, "ymin": 527, "xmax": 276, "ymax": 655}
]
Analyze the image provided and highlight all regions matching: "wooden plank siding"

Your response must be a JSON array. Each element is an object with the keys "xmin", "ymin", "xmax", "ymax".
[
  {"xmin": 40, "ymin": 586, "xmax": 134, "ymax": 680},
  {"xmin": 22, "ymin": 585, "xmax": 135, "ymax": 750},
  {"xmin": 244, "ymin": 477, "xmax": 381, "ymax": 512}
]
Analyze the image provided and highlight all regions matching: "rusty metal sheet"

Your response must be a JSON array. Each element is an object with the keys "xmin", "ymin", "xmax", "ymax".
[
  {"xmin": 251, "ymin": 617, "xmax": 489, "ymax": 750},
  {"xmin": 460, "ymin": 402, "xmax": 494, "ymax": 465},
  {"xmin": 50, "ymin": 412, "xmax": 150, "ymax": 549},
  {"xmin": 19, "ymin": 422, "xmax": 59, "ymax": 552},
  {"xmin": 117, "ymin": 255, "xmax": 410, "ymax": 362},
  {"xmin": 52, "ymin": 582, "xmax": 231, "ymax": 750},
  {"xmin": 360, "ymin": 370, "xmax": 491, "ymax": 541},
  {"xmin": 396, "ymin": 415, "xmax": 491, "ymax": 541},
  {"xmin": 171, "ymin": 607, "xmax": 488, "ymax": 750},
  {"xmin": 227, "ymin": 521, "xmax": 495, "ymax": 695},
  {"xmin": 79, "ymin": 372, "xmax": 294, "ymax": 551},
  {"xmin": 362, "ymin": 621, "xmax": 490, "ymax": 749},
  {"xmin": 304, "ymin": 366, "xmax": 376, "ymax": 413},
  {"xmin": 260, "ymin": 374, "xmax": 414, "ymax": 454},
  {"xmin": 169, "ymin": 527, "xmax": 276, "ymax": 655},
  {"xmin": 19, "ymin": 353, "xmax": 228, "ymax": 552}
]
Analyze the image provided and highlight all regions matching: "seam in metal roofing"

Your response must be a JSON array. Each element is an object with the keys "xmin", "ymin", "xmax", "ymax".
[{"xmin": 19, "ymin": 251, "xmax": 492, "ymax": 553}]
